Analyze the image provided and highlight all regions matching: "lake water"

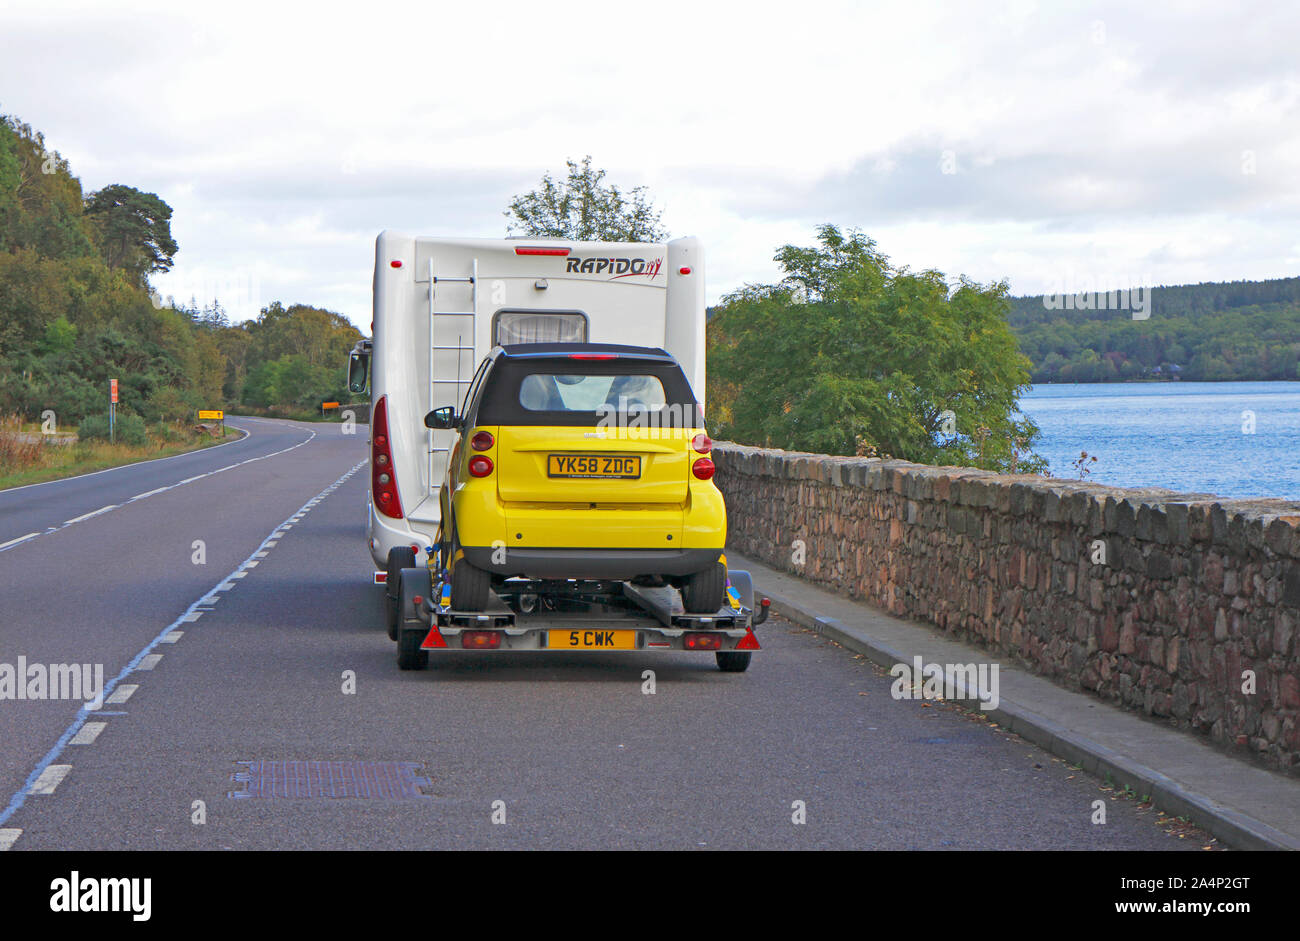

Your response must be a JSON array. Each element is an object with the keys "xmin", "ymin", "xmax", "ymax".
[{"xmin": 1017, "ymin": 382, "xmax": 1300, "ymax": 501}]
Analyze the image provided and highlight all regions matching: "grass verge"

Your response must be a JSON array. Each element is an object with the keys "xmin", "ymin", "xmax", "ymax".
[{"xmin": 0, "ymin": 419, "xmax": 245, "ymax": 491}]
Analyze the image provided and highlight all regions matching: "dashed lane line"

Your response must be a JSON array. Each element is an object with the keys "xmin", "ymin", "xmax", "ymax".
[{"xmin": 0, "ymin": 458, "xmax": 367, "ymax": 848}]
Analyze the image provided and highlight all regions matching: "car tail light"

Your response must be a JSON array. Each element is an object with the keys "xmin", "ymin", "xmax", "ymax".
[
  {"xmin": 461, "ymin": 630, "xmax": 502, "ymax": 649},
  {"xmin": 692, "ymin": 433, "xmax": 712, "ymax": 453},
  {"xmin": 471, "ymin": 430, "xmax": 494, "ymax": 451},
  {"xmin": 692, "ymin": 457, "xmax": 715, "ymax": 480},
  {"xmin": 468, "ymin": 455, "xmax": 494, "ymax": 477},
  {"xmin": 683, "ymin": 632, "xmax": 723, "ymax": 650},
  {"xmin": 372, "ymin": 395, "xmax": 404, "ymax": 518}
]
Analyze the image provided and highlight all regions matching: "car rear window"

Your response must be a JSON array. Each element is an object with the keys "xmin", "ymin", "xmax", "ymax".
[
  {"xmin": 519, "ymin": 374, "xmax": 667, "ymax": 412},
  {"xmin": 477, "ymin": 357, "xmax": 700, "ymax": 427}
]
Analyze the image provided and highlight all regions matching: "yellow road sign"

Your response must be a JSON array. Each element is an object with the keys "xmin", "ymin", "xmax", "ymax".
[{"xmin": 198, "ymin": 410, "xmax": 224, "ymax": 420}]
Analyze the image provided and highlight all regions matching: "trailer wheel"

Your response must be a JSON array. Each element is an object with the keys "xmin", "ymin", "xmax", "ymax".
[
  {"xmin": 715, "ymin": 651, "xmax": 752, "ymax": 672},
  {"xmin": 385, "ymin": 545, "xmax": 417, "ymax": 641},
  {"xmin": 681, "ymin": 562, "xmax": 725, "ymax": 613},
  {"xmin": 397, "ymin": 629, "xmax": 428, "ymax": 670},
  {"xmin": 450, "ymin": 558, "xmax": 491, "ymax": 611}
]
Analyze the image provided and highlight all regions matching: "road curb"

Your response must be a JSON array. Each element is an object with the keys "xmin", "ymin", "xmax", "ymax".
[{"xmin": 762, "ymin": 587, "xmax": 1300, "ymax": 851}]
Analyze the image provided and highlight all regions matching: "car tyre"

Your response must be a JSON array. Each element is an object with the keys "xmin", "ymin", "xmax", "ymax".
[
  {"xmin": 681, "ymin": 562, "xmax": 725, "ymax": 613},
  {"xmin": 450, "ymin": 558, "xmax": 491, "ymax": 611}
]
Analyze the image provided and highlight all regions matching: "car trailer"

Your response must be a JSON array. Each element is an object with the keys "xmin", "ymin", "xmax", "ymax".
[{"xmin": 387, "ymin": 564, "xmax": 770, "ymax": 673}]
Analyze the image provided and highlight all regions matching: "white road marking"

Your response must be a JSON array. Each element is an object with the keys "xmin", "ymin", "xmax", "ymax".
[
  {"xmin": 130, "ymin": 487, "xmax": 169, "ymax": 501},
  {"xmin": 180, "ymin": 612, "xmax": 203, "ymax": 623},
  {"xmin": 69, "ymin": 723, "xmax": 106, "ymax": 746},
  {"xmin": 0, "ymin": 829, "xmax": 20, "ymax": 851},
  {"xmin": 230, "ymin": 571, "xmax": 247, "ymax": 579},
  {"xmin": 179, "ymin": 475, "xmax": 207, "ymax": 484},
  {"xmin": 63, "ymin": 505, "xmax": 117, "ymax": 525},
  {"xmin": 0, "ymin": 457, "xmax": 367, "ymax": 830},
  {"xmin": 162, "ymin": 631, "xmax": 184, "ymax": 643},
  {"xmin": 28, "ymin": 765, "xmax": 71, "ymax": 795},
  {"xmin": 106, "ymin": 685, "xmax": 138, "ymax": 705},
  {"xmin": 0, "ymin": 532, "xmax": 40, "ymax": 551}
]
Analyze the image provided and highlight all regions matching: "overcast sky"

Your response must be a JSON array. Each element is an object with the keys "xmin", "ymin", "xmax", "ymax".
[{"xmin": 3, "ymin": 0, "xmax": 1297, "ymax": 328}]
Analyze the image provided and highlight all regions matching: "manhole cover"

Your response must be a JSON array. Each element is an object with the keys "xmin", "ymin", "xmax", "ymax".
[{"xmin": 229, "ymin": 761, "xmax": 432, "ymax": 799}]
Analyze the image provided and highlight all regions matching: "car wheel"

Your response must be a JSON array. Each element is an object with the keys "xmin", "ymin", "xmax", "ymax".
[
  {"xmin": 450, "ymin": 558, "xmax": 491, "ymax": 611},
  {"xmin": 385, "ymin": 545, "xmax": 417, "ymax": 641},
  {"xmin": 681, "ymin": 562, "xmax": 725, "ymax": 613},
  {"xmin": 715, "ymin": 651, "xmax": 751, "ymax": 672}
]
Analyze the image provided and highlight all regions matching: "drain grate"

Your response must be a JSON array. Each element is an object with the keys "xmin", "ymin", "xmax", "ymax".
[{"xmin": 229, "ymin": 761, "xmax": 432, "ymax": 799}]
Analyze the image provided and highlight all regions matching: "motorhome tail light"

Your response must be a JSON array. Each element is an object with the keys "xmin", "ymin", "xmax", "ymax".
[
  {"xmin": 468, "ymin": 455, "xmax": 494, "ymax": 477},
  {"xmin": 683, "ymin": 632, "xmax": 723, "ymax": 650},
  {"xmin": 568, "ymin": 353, "xmax": 618, "ymax": 360},
  {"xmin": 514, "ymin": 247, "xmax": 570, "ymax": 256},
  {"xmin": 678, "ymin": 266, "xmax": 692, "ymax": 275},
  {"xmin": 390, "ymin": 260, "xmax": 403, "ymax": 268},
  {"xmin": 692, "ymin": 457, "xmax": 715, "ymax": 480},
  {"xmin": 461, "ymin": 630, "xmax": 502, "ymax": 649},
  {"xmin": 470, "ymin": 431, "xmax": 494, "ymax": 452},
  {"xmin": 372, "ymin": 395, "xmax": 404, "ymax": 518},
  {"xmin": 692, "ymin": 434, "xmax": 712, "ymax": 453}
]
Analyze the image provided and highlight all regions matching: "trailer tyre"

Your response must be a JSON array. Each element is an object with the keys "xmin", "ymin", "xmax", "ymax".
[
  {"xmin": 450, "ymin": 558, "xmax": 491, "ymax": 611},
  {"xmin": 397, "ymin": 629, "xmax": 428, "ymax": 670},
  {"xmin": 715, "ymin": 651, "xmax": 751, "ymax": 672},
  {"xmin": 681, "ymin": 562, "xmax": 725, "ymax": 614},
  {"xmin": 385, "ymin": 546, "xmax": 417, "ymax": 641}
]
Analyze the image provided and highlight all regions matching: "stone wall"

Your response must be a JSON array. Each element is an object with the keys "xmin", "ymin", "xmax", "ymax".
[{"xmin": 713, "ymin": 443, "xmax": 1300, "ymax": 774}]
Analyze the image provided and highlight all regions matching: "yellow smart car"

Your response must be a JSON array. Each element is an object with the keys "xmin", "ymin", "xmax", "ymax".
[{"xmin": 425, "ymin": 343, "xmax": 728, "ymax": 613}]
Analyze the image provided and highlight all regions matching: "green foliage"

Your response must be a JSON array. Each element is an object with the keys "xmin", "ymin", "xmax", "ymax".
[
  {"xmin": 1009, "ymin": 280, "xmax": 1300, "ymax": 382},
  {"xmin": 707, "ymin": 225, "xmax": 1045, "ymax": 473},
  {"xmin": 506, "ymin": 156, "xmax": 668, "ymax": 242},
  {"xmin": 83, "ymin": 183, "xmax": 178, "ymax": 283},
  {"xmin": 77, "ymin": 411, "xmax": 147, "ymax": 446}
]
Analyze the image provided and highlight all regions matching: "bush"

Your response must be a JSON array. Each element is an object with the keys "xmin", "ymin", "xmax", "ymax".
[{"xmin": 78, "ymin": 411, "xmax": 147, "ymax": 446}]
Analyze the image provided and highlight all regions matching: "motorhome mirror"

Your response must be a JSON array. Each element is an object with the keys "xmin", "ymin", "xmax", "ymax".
[{"xmin": 347, "ymin": 352, "xmax": 369, "ymax": 393}]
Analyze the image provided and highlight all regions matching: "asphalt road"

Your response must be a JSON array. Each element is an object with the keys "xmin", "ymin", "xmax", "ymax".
[{"xmin": 0, "ymin": 418, "xmax": 1205, "ymax": 850}]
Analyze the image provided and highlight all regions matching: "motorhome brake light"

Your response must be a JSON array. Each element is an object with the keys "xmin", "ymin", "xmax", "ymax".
[
  {"xmin": 568, "ymin": 353, "xmax": 617, "ymax": 360},
  {"xmin": 390, "ymin": 260, "xmax": 402, "ymax": 268},
  {"xmin": 470, "ymin": 431, "xmax": 494, "ymax": 451},
  {"xmin": 514, "ymin": 247, "xmax": 570, "ymax": 256},
  {"xmin": 679, "ymin": 266, "xmax": 692, "ymax": 275},
  {"xmin": 372, "ymin": 395, "xmax": 404, "ymax": 519},
  {"xmin": 468, "ymin": 455, "xmax": 494, "ymax": 477},
  {"xmin": 692, "ymin": 434, "xmax": 712, "ymax": 453},
  {"xmin": 692, "ymin": 457, "xmax": 715, "ymax": 480}
]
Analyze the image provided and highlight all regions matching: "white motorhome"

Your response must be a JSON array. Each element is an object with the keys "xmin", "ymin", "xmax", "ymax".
[{"xmin": 351, "ymin": 232, "xmax": 706, "ymax": 577}]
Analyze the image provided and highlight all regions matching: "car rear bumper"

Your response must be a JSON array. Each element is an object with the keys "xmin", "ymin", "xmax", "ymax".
[{"xmin": 461, "ymin": 546, "xmax": 722, "ymax": 580}]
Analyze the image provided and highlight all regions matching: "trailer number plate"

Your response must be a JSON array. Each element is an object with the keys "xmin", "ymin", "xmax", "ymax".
[
  {"xmin": 550, "ymin": 629, "xmax": 638, "ymax": 649},
  {"xmin": 548, "ymin": 454, "xmax": 641, "ymax": 478}
]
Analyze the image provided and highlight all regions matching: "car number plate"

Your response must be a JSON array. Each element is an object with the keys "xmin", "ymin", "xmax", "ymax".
[
  {"xmin": 549, "ymin": 629, "xmax": 638, "ymax": 650},
  {"xmin": 548, "ymin": 454, "xmax": 641, "ymax": 478}
]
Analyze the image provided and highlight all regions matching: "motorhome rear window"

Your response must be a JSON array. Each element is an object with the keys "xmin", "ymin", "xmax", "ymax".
[
  {"xmin": 494, "ymin": 311, "xmax": 587, "ymax": 345},
  {"xmin": 477, "ymin": 358, "xmax": 700, "ymax": 427}
]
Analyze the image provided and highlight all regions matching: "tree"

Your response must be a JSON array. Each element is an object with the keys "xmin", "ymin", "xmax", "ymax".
[
  {"xmin": 505, "ymin": 156, "xmax": 668, "ymax": 241},
  {"xmin": 707, "ymin": 225, "xmax": 1045, "ymax": 473},
  {"xmin": 84, "ymin": 184, "xmax": 178, "ymax": 282}
]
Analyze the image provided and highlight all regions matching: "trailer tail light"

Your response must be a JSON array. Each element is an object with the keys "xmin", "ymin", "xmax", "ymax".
[
  {"xmin": 468, "ymin": 455, "xmax": 494, "ymax": 477},
  {"xmin": 470, "ymin": 430, "xmax": 494, "ymax": 451},
  {"xmin": 461, "ymin": 630, "xmax": 502, "ymax": 649},
  {"xmin": 514, "ymin": 247, "xmax": 570, "ymax": 256},
  {"xmin": 372, "ymin": 395, "xmax": 404, "ymax": 519},
  {"xmin": 683, "ymin": 632, "xmax": 723, "ymax": 650},
  {"xmin": 692, "ymin": 433, "xmax": 712, "ymax": 453},
  {"xmin": 692, "ymin": 457, "xmax": 715, "ymax": 480}
]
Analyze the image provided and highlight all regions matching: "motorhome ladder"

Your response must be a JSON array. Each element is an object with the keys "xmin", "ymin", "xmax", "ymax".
[{"xmin": 428, "ymin": 257, "xmax": 478, "ymax": 490}]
